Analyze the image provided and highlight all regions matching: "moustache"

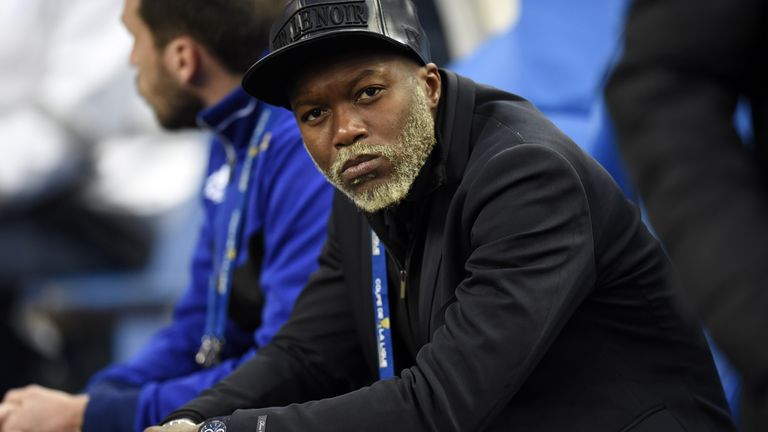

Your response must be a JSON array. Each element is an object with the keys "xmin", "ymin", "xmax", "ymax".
[{"xmin": 330, "ymin": 141, "xmax": 392, "ymax": 179}]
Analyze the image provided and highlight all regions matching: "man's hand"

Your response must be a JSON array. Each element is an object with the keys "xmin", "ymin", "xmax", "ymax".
[
  {"xmin": 0, "ymin": 403, "xmax": 16, "ymax": 429},
  {"xmin": 144, "ymin": 421, "xmax": 202, "ymax": 432},
  {"xmin": 0, "ymin": 384, "xmax": 88, "ymax": 432}
]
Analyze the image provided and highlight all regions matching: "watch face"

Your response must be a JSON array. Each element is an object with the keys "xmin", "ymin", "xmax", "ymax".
[{"xmin": 200, "ymin": 420, "xmax": 227, "ymax": 432}]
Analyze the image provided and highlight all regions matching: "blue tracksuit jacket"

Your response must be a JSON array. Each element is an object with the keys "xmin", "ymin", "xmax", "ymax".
[{"xmin": 82, "ymin": 87, "xmax": 332, "ymax": 432}]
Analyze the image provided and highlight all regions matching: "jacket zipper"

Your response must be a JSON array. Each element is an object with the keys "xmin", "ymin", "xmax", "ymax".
[
  {"xmin": 394, "ymin": 237, "xmax": 416, "ymax": 342},
  {"xmin": 376, "ymin": 226, "xmax": 417, "ymax": 356},
  {"xmin": 399, "ymin": 270, "xmax": 407, "ymax": 299}
]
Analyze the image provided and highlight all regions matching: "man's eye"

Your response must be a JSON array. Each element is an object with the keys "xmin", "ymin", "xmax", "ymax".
[
  {"xmin": 303, "ymin": 108, "xmax": 325, "ymax": 122},
  {"xmin": 358, "ymin": 87, "xmax": 382, "ymax": 101}
]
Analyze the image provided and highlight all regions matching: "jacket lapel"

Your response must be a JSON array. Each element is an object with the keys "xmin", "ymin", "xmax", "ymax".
[
  {"xmin": 415, "ymin": 71, "xmax": 475, "ymax": 343},
  {"xmin": 418, "ymin": 186, "xmax": 454, "ymax": 342}
]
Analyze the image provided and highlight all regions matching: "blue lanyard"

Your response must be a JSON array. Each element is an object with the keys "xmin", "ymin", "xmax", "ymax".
[
  {"xmin": 196, "ymin": 109, "xmax": 271, "ymax": 367},
  {"xmin": 370, "ymin": 230, "xmax": 395, "ymax": 379}
]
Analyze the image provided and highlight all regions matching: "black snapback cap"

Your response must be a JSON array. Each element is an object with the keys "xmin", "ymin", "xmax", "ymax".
[{"xmin": 242, "ymin": 0, "xmax": 431, "ymax": 108}]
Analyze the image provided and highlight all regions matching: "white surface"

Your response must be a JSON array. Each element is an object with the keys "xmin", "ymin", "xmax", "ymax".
[
  {"xmin": 434, "ymin": 0, "xmax": 520, "ymax": 59},
  {"xmin": 0, "ymin": 0, "xmax": 205, "ymax": 213}
]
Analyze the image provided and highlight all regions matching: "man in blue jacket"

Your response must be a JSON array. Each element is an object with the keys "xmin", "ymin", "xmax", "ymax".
[{"xmin": 0, "ymin": 0, "xmax": 332, "ymax": 431}]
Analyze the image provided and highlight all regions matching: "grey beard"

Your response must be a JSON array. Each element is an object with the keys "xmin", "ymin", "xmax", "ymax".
[{"xmin": 323, "ymin": 85, "xmax": 437, "ymax": 213}]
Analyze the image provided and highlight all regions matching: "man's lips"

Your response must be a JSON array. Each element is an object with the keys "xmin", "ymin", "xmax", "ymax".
[{"xmin": 339, "ymin": 154, "xmax": 382, "ymax": 185}]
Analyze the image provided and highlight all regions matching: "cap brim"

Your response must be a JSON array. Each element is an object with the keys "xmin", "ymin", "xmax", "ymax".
[{"xmin": 242, "ymin": 30, "xmax": 426, "ymax": 109}]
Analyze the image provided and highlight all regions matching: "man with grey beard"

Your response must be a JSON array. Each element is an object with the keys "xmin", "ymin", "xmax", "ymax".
[
  {"xmin": 148, "ymin": 0, "xmax": 736, "ymax": 431},
  {"xmin": 321, "ymin": 77, "xmax": 435, "ymax": 213}
]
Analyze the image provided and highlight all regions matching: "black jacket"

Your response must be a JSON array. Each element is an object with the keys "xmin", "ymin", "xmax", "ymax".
[
  {"xmin": 169, "ymin": 71, "xmax": 734, "ymax": 431},
  {"xmin": 606, "ymin": 0, "xmax": 768, "ymax": 430}
]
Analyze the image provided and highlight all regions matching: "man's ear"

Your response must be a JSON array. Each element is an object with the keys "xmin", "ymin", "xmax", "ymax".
[
  {"xmin": 162, "ymin": 36, "xmax": 200, "ymax": 85},
  {"xmin": 422, "ymin": 63, "xmax": 442, "ymax": 111}
]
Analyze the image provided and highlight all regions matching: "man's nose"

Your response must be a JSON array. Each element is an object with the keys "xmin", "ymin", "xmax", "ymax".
[{"xmin": 332, "ymin": 105, "xmax": 367, "ymax": 149}]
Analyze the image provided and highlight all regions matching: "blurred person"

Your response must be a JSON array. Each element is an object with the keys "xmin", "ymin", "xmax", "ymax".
[
  {"xmin": 145, "ymin": 0, "xmax": 734, "ymax": 430},
  {"xmin": 0, "ymin": 2, "xmax": 156, "ymax": 286},
  {"xmin": 0, "ymin": 0, "xmax": 332, "ymax": 431},
  {"xmin": 0, "ymin": 0, "xmax": 162, "ymax": 394},
  {"xmin": 606, "ymin": 0, "xmax": 767, "ymax": 430},
  {"xmin": 0, "ymin": 0, "xmax": 170, "ymax": 277}
]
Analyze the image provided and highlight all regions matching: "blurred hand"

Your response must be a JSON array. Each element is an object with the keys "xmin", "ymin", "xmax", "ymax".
[
  {"xmin": 0, "ymin": 384, "xmax": 88, "ymax": 432},
  {"xmin": 0, "ymin": 403, "xmax": 17, "ymax": 429},
  {"xmin": 145, "ymin": 421, "xmax": 201, "ymax": 432}
]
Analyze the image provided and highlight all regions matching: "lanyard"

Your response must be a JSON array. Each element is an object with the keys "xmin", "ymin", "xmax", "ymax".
[
  {"xmin": 370, "ymin": 230, "xmax": 395, "ymax": 379},
  {"xmin": 196, "ymin": 109, "xmax": 271, "ymax": 368}
]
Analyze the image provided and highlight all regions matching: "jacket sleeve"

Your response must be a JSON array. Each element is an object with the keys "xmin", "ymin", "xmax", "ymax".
[
  {"xmin": 82, "ymin": 192, "xmax": 218, "ymax": 432},
  {"xmin": 166, "ymin": 193, "xmax": 370, "ymax": 424},
  {"xmin": 605, "ymin": 0, "xmax": 768, "ymax": 388},
  {"xmin": 84, "ymin": 351, "xmax": 254, "ymax": 432},
  {"xmin": 170, "ymin": 144, "xmax": 598, "ymax": 431}
]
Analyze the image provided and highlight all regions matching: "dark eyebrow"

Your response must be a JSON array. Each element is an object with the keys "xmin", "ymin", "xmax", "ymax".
[
  {"xmin": 292, "ymin": 68, "xmax": 385, "ymax": 109},
  {"xmin": 348, "ymin": 68, "xmax": 382, "ymax": 90}
]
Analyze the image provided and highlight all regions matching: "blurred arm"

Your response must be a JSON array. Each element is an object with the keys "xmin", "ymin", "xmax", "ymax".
[{"xmin": 606, "ymin": 0, "xmax": 768, "ymax": 387}]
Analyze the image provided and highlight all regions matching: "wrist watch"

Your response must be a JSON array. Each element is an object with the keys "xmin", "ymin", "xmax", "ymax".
[{"xmin": 198, "ymin": 419, "xmax": 228, "ymax": 432}]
